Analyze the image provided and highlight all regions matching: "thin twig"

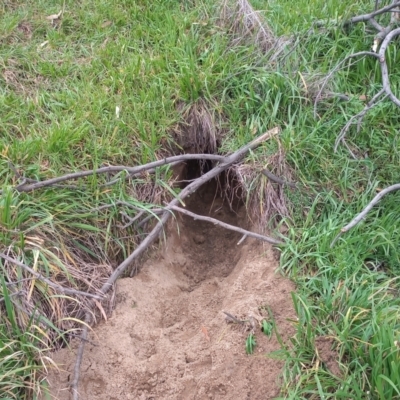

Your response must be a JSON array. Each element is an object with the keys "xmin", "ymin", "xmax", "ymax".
[
  {"xmin": 3, "ymin": 154, "xmax": 227, "ymax": 194},
  {"xmin": 313, "ymin": 51, "xmax": 380, "ymax": 118},
  {"xmin": 170, "ymin": 205, "xmax": 283, "ymax": 245},
  {"xmin": 71, "ymin": 313, "xmax": 91, "ymax": 400},
  {"xmin": 330, "ymin": 183, "xmax": 400, "ymax": 247},
  {"xmin": 334, "ymin": 89, "xmax": 387, "ymax": 152},
  {"xmin": 0, "ymin": 253, "xmax": 103, "ymax": 300}
]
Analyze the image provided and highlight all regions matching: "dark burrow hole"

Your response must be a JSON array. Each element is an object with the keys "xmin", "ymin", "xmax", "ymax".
[
  {"xmin": 172, "ymin": 158, "xmax": 247, "ymax": 284},
  {"xmin": 174, "ymin": 158, "xmax": 243, "ymax": 205}
]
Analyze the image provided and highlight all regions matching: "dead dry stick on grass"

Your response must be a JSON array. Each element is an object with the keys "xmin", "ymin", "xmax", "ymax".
[
  {"xmin": 314, "ymin": 3, "xmax": 400, "ymax": 154},
  {"xmin": 169, "ymin": 205, "xmax": 283, "ymax": 245},
  {"xmin": 379, "ymin": 27, "xmax": 400, "ymax": 107},
  {"xmin": 318, "ymin": 35, "xmax": 399, "ymax": 154},
  {"xmin": 342, "ymin": 1, "xmax": 400, "ymax": 27},
  {"xmin": 3, "ymin": 154, "xmax": 227, "ymax": 194},
  {"xmin": 330, "ymin": 183, "xmax": 400, "ymax": 247},
  {"xmin": 70, "ymin": 127, "xmax": 282, "ymax": 400}
]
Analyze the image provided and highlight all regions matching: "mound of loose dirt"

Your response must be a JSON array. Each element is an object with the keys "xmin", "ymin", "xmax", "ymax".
[{"xmin": 44, "ymin": 181, "xmax": 295, "ymax": 400}]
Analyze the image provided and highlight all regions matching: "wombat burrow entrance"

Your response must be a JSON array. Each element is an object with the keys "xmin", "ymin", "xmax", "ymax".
[
  {"xmin": 44, "ymin": 158, "xmax": 296, "ymax": 400},
  {"xmin": 171, "ymin": 159, "xmax": 246, "ymax": 284}
]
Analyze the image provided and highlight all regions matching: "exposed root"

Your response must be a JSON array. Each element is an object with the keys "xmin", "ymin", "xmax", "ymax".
[
  {"xmin": 174, "ymin": 99, "xmax": 219, "ymax": 155},
  {"xmin": 169, "ymin": 205, "xmax": 283, "ymax": 245}
]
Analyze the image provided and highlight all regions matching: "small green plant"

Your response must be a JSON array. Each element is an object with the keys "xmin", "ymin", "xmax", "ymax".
[
  {"xmin": 261, "ymin": 320, "xmax": 273, "ymax": 338},
  {"xmin": 245, "ymin": 333, "xmax": 257, "ymax": 354}
]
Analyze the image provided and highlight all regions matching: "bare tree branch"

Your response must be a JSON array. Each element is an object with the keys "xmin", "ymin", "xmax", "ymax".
[
  {"xmin": 379, "ymin": 27, "xmax": 400, "ymax": 107},
  {"xmin": 343, "ymin": 1, "xmax": 400, "ymax": 26},
  {"xmin": 170, "ymin": 205, "xmax": 283, "ymax": 245},
  {"xmin": 330, "ymin": 183, "xmax": 400, "ymax": 247},
  {"xmin": 3, "ymin": 154, "xmax": 227, "ymax": 194}
]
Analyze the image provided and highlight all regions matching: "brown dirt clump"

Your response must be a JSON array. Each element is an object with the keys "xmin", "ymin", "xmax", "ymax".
[
  {"xmin": 43, "ymin": 179, "xmax": 295, "ymax": 400},
  {"xmin": 315, "ymin": 336, "xmax": 342, "ymax": 378}
]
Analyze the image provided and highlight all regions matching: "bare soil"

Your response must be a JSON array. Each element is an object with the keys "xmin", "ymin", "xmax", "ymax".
[{"xmin": 44, "ymin": 180, "xmax": 295, "ymax": 400}]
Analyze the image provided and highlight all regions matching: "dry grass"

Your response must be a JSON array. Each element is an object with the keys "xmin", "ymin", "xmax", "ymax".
[
  {"xmin": 221, "ymin": 0, "xmax": 292, "ymax": 62},
  {"xmin": 232, "ymin": 143, "xmax": 294, "ymax": 229},
  {"xmin": 1, "ymin": 242, "xmax": 115, "ymax": 348}
]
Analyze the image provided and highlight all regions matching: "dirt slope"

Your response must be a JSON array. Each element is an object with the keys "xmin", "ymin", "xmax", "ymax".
[{"xmin": 45, "ymin": 182, "xmax": 295, "ymax": 400}]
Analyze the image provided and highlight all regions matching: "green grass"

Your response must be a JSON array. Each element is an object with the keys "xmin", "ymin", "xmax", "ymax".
[{"xmin": 1, "ymin": 0, "xmax": 400, "ymax": 398}]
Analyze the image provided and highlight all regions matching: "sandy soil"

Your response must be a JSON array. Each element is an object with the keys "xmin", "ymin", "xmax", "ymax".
[{"xmin": 44, "ymin": 182, "xmax": 295, "ymax": 400}]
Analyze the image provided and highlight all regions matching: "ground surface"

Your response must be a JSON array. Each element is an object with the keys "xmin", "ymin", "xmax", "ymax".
[{"xmin": 44, "ymin": 181, "xmax": 295, "ymax": 400}]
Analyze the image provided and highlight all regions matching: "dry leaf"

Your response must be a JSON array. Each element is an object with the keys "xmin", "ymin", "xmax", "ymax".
[
  {"xmin": 359, "ymin": 94, "xmax": 367, "ymax": 102},
  {"xmin": 46, "ymin": 11, "xmax": 62, "ymax": 22}
]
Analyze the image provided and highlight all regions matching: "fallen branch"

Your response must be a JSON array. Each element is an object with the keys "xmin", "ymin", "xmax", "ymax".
[
  {"xmin": 70, "ymin": 127, "xmax": 281, "ymax": 399},
  {"xmin": 330, "ymin": 183, "xmax": 400, "ymax": 247},
  {"xmin": 342, "ymin": 1, "xmax": 400, "ymax": 26},
  {"xmin": 0, "ymin": 253, "xmax": 103, "ymax": 300},
  {"xmin": 334, "ymin": 88, "xmax": 388, "ymax": 152},
  {"xmin": 313, "ymin": 51, "xmax": 380, "ymax": 118},
  {"xmin": 3, "ymin": 154, "xmax": 227, "ymax": 194},
  {"xmin": 319, "ymin": 27, "xmax": 400, "ymax": 153},
  {"xmin": 379, "ymin": 27, "xmax": 400, "ymax": 107},
  {"xmin": 313, "ymin": 3, "xmax": 400, "ymax": 155},
  {"xmin": 170, "ymin": 205, "xmax": 283, "ymax": 245}
]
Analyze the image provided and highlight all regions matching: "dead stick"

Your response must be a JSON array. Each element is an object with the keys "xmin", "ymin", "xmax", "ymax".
[
  {"xmin": 70, "ymin": 127, "xmax": 281, "ymax": 399},
  {"xmin": 0, "ymin": 253, "xmax": 103, "ymax": 300},
  {"xmin": 379, "ymin": 27, "xmax": 400, "ymax": 107},
  {"xmin": 343, "ymin": 1, "xmax": 400, "ymax": 26},
  {"xmin": 71, "ymin": 313, "xmax": 91, "ymax": 400},
  {"xmin": 330, "ymin": 183, "xmax": 400, "ymax": 247},
  {"xmin": 7, "ymin": 154, "xmax": 227, "ymax": 194},
  {"xmin": 170, "ymin": 206, "xmax": 283, "ymax": 245}
]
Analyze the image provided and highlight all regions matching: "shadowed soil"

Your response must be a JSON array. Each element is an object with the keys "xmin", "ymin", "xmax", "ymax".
[{"xmin": 44, "ymin": 181, "xmax": 295, "ymax": 400}]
